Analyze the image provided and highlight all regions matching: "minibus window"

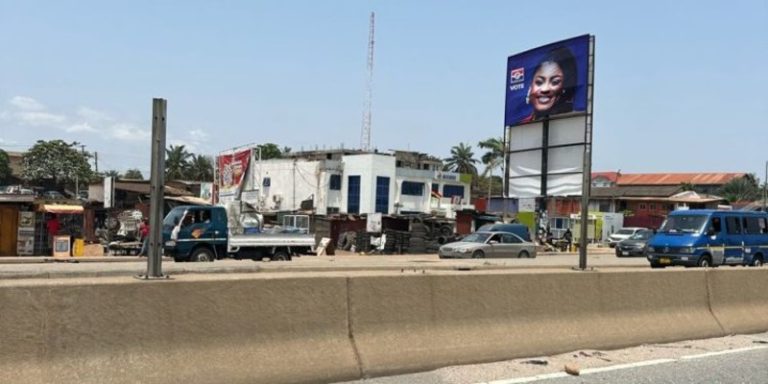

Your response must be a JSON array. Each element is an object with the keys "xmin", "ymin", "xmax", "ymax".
[
  {"xmin": 710, "ymin": 217, "xmax": 722, "ymax": 233},
  {"xmin": 725, "ymin": 217, "xmax": 742, "ymax": 234},
  {"xmin": 744, "ymin": 217, "xmax": 761, "ymax": 234}
]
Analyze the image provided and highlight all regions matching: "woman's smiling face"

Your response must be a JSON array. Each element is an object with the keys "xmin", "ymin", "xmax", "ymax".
[{"xmin": 529, "ymin": 61, "xmax": 564, "ymax": 112}]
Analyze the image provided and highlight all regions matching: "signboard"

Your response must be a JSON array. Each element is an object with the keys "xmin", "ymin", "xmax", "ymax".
[
  {"xmin": 53, "ymin": 235, "xmax": 71, "ymax": 257},
  {"xmin": 366, "ymin": 213, "xmax": 382, "ymax": 233},
  {"xmin": 104, "ymin": 176, "xmax": 114, "ymax": 208},
  {"xmin": 200, "ymin": 182, "xmax": 213, "ymax": 202},
  {"xmin": 217, "ymin": 149, "xmax": 251, "ymax": 199},
  {"xmin": 504, "ymin": 35, "xmax": 590, "ymax": 126},
  {"xmin": 16, "ymin": 211, "xmax": 35, "ymax": 256}
]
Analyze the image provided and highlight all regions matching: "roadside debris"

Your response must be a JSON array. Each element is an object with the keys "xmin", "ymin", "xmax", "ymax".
[
  {"xmin": 564, "ymin": 363, "xmax": 580, "ymax": 376},
  {"xmin": 521, "ymin": 359, "xmax": 548, "ymax": 366}
]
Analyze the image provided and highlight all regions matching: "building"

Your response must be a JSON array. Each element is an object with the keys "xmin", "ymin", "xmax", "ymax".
[{"xmin": 228, "ymin": 150, "xmax": 473, "ymax": 218}]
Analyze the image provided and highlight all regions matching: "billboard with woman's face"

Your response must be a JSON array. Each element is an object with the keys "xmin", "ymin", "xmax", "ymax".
[{"xmin": 504, "ymin": 35, "xmax": 590, "ymax": 126}]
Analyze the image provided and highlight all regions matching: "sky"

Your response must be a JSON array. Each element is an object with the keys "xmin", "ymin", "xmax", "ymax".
[{"xmin": 1, "ymin": 0, "xmax": 767, "ymax": 180}]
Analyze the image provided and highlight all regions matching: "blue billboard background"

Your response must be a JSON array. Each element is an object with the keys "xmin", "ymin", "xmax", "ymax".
[{"xmin": 504, "ymin": 35, "xmax": 590, "ymax": 126}]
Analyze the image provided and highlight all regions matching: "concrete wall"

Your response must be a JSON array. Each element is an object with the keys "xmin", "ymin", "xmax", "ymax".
[{"xmin": 3, "ymin": 269, "xmax": 767, "ymax": 384}]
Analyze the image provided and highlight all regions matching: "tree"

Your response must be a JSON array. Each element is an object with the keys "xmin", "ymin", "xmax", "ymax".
[
  {"xmin": 444, "ymin": 143, "xmax": 478, "ymax": 176},
  {"xmin": 719, "ymin": 174, "xmax": 759, "ymax": 203},
  {"xmin": 165, "ymin": 145, "xmax": 191, "ymax": 180},
  {"xmin": 256, "ymin": 143, "xmax": 283, "ymax": 160},
  {"xmin": 679, "ymin": 182, "xmax": 696, "ymax": 192},
  {"xmin": 478, "ymin": 137, "xmax": 504, "ymax": 196},
  {"xmin": 0, "ymin": 149, "xmax": 10, "ymax": 183},
  {"xmin": 21, "ymin": 140, "xmax": 93, "ymax": 189},
  {"xmin": 103, "ymin": 170, "xmax": 121, "ymax": 178},
  {"xmin": 123, "ymin": 169, "xmax": 144, "ymax": 180},
  {"xmin": 186, "ymin": 154, "xmax": 214, "ymax": 181}
]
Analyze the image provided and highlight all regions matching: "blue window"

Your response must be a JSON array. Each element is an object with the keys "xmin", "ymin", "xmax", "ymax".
[
  {"xmin": 347, "ymin": 176, "xmax": 360, "ymax": 214},
  {"xmin": 262, "ymin": 177, "xmax": 271, "ymax": 187},
  {"xmin": 329, "ymin": 174, "xmax": 341, "ymax": 190},
  {"xmin": 401, "ymin": 181, "xmax": 424, "ymax": 196},
  {"xmin": 443, "ymin": 185, "xmax": 464, "ymax": 198},
  {"xmin": 375, "ymin": 176, "xmax": 390, "ymax": 214}
]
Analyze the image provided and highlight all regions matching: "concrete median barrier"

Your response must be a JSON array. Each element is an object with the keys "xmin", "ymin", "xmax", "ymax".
[
  {"xmin": 4, "ymin": 268, "xmax": 766, "ymax": 383},
  {"xmin": 348, "ymin": 270, "xmax": 725, "ymax": 378},
  {"xmin": 0, "ymin": 275, "xmax": 360, "ymax": 384},
  {"xmin": 707, "ymin": 268, "xmax": 768, "ymax": 335}
]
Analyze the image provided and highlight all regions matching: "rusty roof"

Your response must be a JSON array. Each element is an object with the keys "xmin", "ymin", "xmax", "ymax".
[
  {"xmin": 591, "ymin": 185, "xmax": 682, "ymax": 198},
  {"xmin": 616, "ymin": 173, "xmax": 745, "ymax": 186}
]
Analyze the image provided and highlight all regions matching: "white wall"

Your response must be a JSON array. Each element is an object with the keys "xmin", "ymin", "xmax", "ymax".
[{"xmin": 341, "ymin": 154, "xmax": 396, "ymax": 214}]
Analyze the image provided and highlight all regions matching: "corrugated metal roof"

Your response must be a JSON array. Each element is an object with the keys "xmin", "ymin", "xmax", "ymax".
[
  {"xmin": 616, "ymin": 173, "xmax": 745, "ymax": 186},
  {"xmin": 591, "ymin": 185, "xmax": 682, "ymax": 198},
  {"xmin": 115, "ymin": 181, "xmax": 192, "ymax": 196}
]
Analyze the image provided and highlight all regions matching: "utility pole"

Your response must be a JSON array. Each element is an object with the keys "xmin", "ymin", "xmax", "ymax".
[
  {"xmin": 94, "ymin": 152, "xmax": 99, "ymax": 173},
  {"xmin": 141, "ymin": 98, "xmax": 167, "ymax": 279},
  {"xmin": 763, "ymin": 160, "xmax": 767, "ymax": 212}
]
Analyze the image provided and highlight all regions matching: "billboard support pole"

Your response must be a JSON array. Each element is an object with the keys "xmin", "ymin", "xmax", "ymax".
[
  {"xmin": 539, "ymin": 118, "xmax": 550, "ymax": 241},
  {"xmin": 503, "ymin": 125, "xmax": 510, "ymax": 220},
  {"xmin": 578, "ymin": 36, "xmax": 596, "ymax": 270}
]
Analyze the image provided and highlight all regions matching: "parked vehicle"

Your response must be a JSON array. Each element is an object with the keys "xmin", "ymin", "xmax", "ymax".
[
  {"xmin": 439, "ymin": 231, "xmax": 536, "ymax": 259},
  {"xmin": 163, "ymin": 205, "xmax": 315, "ymax": 262},
  {"xmin": 607, "ymin": 227, "xmax": 647, "ymax": 248},
  {"xmin": 476, "ymin": 223, "xmax": 532, "ymax": 242},
  {"xmin": 42, "ymin": 190, "xmax": 65, "ymax": 199},
  {"xmin": 615, "ymin": 229, "xmax": 654, "ymax": 257},
  {"xmin": 646, "ymin": 210, "xmax": 768, "ymax": 268}
]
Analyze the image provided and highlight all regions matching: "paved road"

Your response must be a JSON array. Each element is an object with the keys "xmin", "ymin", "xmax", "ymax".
[
  {"xmin": 336, "ymin": 333, "xmax": 768, "ymax": 384},
  {"xmin": 0, "ymin": 251, "xmax": 658, "ymax": 279}
]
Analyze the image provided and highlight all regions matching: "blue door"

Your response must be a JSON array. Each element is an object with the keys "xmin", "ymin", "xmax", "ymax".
[
  {"xmin": 706, "ymin": 215, "xmax": 725, "ymax": 265},
  {"xmin": 724, "ymin": 215, "xmax": 744, "ymax": 264}
]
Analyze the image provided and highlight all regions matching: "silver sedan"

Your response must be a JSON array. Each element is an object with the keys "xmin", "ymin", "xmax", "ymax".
[{"xmin": 438, "ymin": 231, "xmax": 537, "ymax": 259}]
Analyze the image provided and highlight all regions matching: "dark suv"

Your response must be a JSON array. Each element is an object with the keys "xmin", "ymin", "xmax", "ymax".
[{"xmin": 477, "ymin": 223, "xmax": 531, "ymax": 242}]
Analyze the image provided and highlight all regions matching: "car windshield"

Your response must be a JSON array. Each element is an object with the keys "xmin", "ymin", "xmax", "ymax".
[
  {"xmin": 659, "ymin": 215, "xmax": 708, "ymax": 234},
  {"xmin": 630, "ymin": 230, "xmax": 652, "ymax": 240},
  {"xmin": 163, "ymin": 209, "xmax": 185, "ymax": 228},
  {"xmin": 461, "ymin": 233, "xmax": 491, "ymax": 243}
]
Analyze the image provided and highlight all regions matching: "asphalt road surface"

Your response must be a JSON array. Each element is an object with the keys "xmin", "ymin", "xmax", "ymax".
[{"xmin": 336, "ymin": 333, "xmax": 768, "ymax": 384}]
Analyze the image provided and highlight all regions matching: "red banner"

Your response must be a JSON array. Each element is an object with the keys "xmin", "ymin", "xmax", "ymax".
[{"xmin": 217, "ymin": 149, "xmax": 250, "ymax": 198}]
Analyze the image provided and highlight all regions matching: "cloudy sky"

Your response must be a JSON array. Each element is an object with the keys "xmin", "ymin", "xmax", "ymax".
[{"xmin": 1, "ymin": 0, "xmax": 767, "ymax": 179}]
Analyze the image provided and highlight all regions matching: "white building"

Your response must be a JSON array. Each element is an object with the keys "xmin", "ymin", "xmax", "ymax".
[{"xmin": 235, "ymin": 151, "xmax": 473, "ymax": 217}]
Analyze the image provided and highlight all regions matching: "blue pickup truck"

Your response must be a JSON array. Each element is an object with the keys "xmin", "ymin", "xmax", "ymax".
[
  {"xmin": 162, "ymin": 205, "xmax": 316, "ymax": 262},
  {"xmin": 646, "ymin": 209, "xmax": 768, "ymax": 268}
]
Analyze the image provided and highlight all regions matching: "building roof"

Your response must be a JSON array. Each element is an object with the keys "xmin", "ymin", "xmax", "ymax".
[
  {"xmin": 616, "ymin": 173, "xmax": 745, "ymax": 186},
  {"xmin": 115, "ymin": 181, "xmax": 192, "ymax": 196},
  {"xmin": 591, "ymin": 172, "xmax": 620, "ymax": 183},
  {"xmin": 591, "ymin": 185, "xmax": 682, "ymax": 198}
]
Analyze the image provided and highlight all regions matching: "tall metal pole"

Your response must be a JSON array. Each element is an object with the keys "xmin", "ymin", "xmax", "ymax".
[
  {"xmin": 578, "ymin": 36, "xmax": 596, "ymax": 270},
  {"xmin": 146, "ymin": 98, "xmax": 167, "ymax": 278},
  {"xmin": 763, "ymin": 160, "xmax": 767, "ymax": 212}
]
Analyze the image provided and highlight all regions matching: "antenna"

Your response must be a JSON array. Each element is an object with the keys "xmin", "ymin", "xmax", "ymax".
[{"xmin": 360, "ymin": 11, "xmax": 375, "ymax": 151}]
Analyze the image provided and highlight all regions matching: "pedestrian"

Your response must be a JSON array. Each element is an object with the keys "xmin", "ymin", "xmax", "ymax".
[
  {"xmin": 563, "ymin": 228, "xmax": 573, "ymax": 251},
  {"xmin": 139, "ymin": 218, "xmax": 150, "ymax": 256},
  {"xmin": 46, "ymin": 214, "xmax": 60, "ymax": 255}
]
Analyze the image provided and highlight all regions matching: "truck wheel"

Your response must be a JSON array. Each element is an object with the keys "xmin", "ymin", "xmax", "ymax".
[
  {"xmin": 272, "ymin": 250, "xmax": 291, "ymax": 261},
  {"xmin": 192, "ymin": 247, "xmax": 215, "ymax": 262},
  {"xmin": 752, "ymin": 256, "xmax": 764, "ymax": 267}
]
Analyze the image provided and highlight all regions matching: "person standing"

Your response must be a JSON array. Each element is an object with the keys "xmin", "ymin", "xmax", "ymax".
[
  {"xmin": 139, "ymin": 218, "xmax": 150, "ymax": 256},
  {"xmin": 563, "ymin": 228, "xmax": 573, "ymax": 251},
  {"xmin": 46, "ymin": 214, "xmax": 60, "ymax": 255}
]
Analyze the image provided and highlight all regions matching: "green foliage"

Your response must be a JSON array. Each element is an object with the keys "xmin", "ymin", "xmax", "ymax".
[
  {"xmin": 165, "ymin": 145, "xmax": 192, "ymax": 180},
  {"xmin": 679, "ymin": 182, "xmax": 696, "ymax": 192},
  {"xmin": 255, "ymin": 143, "xmax": 283, "ymax": 160},
  {"xmin": 187, "ymin": 154, "xmax": 214, "ymax": 181},
  {"xmin": 21, "ymin": 140, "xmax": 93, "ymax": 187},
  {"xmin": 123, "ymin": 169, "xmax": 144, "ymax": 180},
  {"xmin": 444, "ymin": 143, "xmax": 478, "ymax": 176},
  {"xmin": 719, "ymin": 174, "xmax": 759, "ymax": 203},
  {"xmin": 103, "ymin": 170, "xmax": 121, "ymax": 178},
  {"xmin": 0, "ymin": 149, "xmax": 10, "ymax": 182},
  {"xmin": 478, "ymin": 137, "xmax": 504, "ymax": 177}
]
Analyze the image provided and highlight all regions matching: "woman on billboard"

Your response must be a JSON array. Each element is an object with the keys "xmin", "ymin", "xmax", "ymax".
[{"xmin": 521, "ymin": 46, "xmax": 578, "ymax": 123}]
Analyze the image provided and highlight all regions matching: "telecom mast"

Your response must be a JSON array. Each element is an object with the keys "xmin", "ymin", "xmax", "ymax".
[{"xmin": 360, "ymin": 12, "xmax": 375, "ymax": 151}]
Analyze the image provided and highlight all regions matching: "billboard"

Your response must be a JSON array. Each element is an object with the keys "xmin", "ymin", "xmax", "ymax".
[
  {"xmin": 217, "ymin": 149, "xmax": 251, "ymax": 199},
  {"xmin": 504, "ymin": 35, "xmax": 590, "ymax": 127}
]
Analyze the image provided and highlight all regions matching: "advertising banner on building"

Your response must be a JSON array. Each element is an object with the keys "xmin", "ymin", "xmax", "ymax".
[
  {"xmin": 217, "ymin": 149, "xmax": 251, "ymax": 199},
  {"xmin": 199, "ymin": 182, "xmax": 213, "ymax": 203},
  {"xmin": 504, "ymin": 35, "xmax": 590, "ymax": 127},
  {"xmin": 16, "ymin": 211, "xmax": 35, "ymax": 256}
]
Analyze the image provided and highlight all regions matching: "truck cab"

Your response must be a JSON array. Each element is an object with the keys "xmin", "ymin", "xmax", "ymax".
[{"xmin": 163, "ymin": 205, "xmax": 228, "ymax": 262}]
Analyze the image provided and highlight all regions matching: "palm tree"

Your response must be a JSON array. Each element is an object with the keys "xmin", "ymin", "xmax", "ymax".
[
  {"xmin": 478, "ymin": 137, "xmax": 505, "ymax": 197},
  {"xmin": 719, "ymin": 174, "xmax": 759, "ymax": 203},
  {"xmin": 444, "ymin": 143, "xmax": 478, "ymax": 176},
  {"xmin": 186, "ymin": 154, "xmax": 214, "ymax": 181},
  {"xmin": 123, "ymin": 169, "xmax": 144, "ymax": 180},
  {"xmin": 103, "ymin": 170, "xmax": 121, "ymax": 179},
  {"xmin": 165, "ymin": 145, "xmax": 191, "ymax": 180}
]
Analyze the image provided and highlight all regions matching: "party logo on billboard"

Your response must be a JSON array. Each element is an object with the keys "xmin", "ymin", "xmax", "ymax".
[
  {"xmin": 504, "ymin": 35, "xmax": 590, "ymax": 126},
  {"xmin": 509, "ymin": 67, "xmax": 525, "ymax": 90},
  {"xmin": 217, "ymin": 149, "xmax": 251, "ymax": 198}
]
